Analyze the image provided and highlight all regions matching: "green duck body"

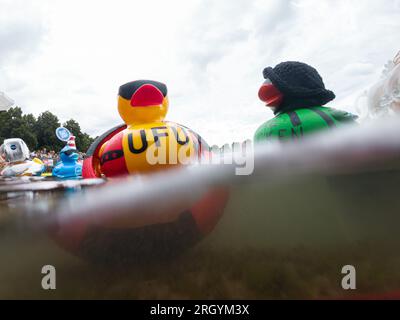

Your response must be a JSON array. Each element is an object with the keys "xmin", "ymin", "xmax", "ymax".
[{"xmin": 254, "ymin": 106, "xmax": 358, "ymax": 143}]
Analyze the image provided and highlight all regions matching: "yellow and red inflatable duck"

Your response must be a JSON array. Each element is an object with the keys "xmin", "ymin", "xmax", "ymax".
[
  {"xmin": 83, "ymin": 80, "xmax": 204, "ymax": 178},
  {"xmin": 59, "ymin": 80, "xmax": 229, "ymax": 263}
]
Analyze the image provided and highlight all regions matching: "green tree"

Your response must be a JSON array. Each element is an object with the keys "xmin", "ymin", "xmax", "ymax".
[
  {"xmin": 80, "ymin": 132, "xmax": 94, "ymax": 152},
  {"xmin": 11, "ymin": 126, "xmax": 37, "ymax": 150},
  {"xmin": 23, "ymin": 113, "xmax": 37, "ymax": 132},
  {"xmin": 20, "ymin": 113, "xmax": 38, "ymax": 149},
  {"xmin": 0, "ymin": 107, "xmax": 37, "ymax": 150},
  {"xmin": 63, "ymin": 119, "xmax": 94, "ymax": 151},
  {"xmin": 0, "ymin": 108, "xmax": 94, "ymax": 152},
  {"xmin": 35, "ymin": 111, "xmax": 63, "ymax": 151}
]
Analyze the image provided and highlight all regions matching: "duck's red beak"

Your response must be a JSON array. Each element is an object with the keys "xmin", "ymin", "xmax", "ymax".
[
  {"xmin": 130, "ymin": 84, "xmax": 164, "ymax": 107},
  {"xmin": 258, "ymin": 82, "xmax": 284, "ymax": 107}
]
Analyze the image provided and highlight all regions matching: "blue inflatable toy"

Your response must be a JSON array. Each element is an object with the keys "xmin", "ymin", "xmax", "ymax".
[{"xmin": 52, "ymin": 143, "xmax": 82, "ymax": 179}]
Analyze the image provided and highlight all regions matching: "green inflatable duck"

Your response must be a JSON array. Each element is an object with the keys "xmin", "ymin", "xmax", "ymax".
[{"xmin": 254, "ymin": 61, "xmax": 357, "ymax": 143}]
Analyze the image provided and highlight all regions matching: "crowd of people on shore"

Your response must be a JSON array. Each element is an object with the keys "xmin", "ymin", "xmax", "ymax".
[
  {"xmin": 30, "ymin": 149, "xmax": 59, "ymax": 169},
  {"xmin": 31, "ymin": 149, "xmax": 86, "ymax": 171}
]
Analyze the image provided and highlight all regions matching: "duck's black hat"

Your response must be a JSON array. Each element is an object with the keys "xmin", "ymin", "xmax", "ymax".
[
  {"xmin": 119, "ymin": 80, "xmax": 167, "ymax": 100},
  {"xmin": 263, "ymin": 61, "xmax": 335, "ymax": 112}
]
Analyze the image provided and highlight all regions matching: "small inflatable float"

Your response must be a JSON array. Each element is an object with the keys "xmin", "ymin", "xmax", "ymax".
[
  {"xmin": 52, "ymin": 128, "xmax": 82, "ymax": 179},
  {"xmin": 54, "ymin": 80, "xmax": 229, "ymax": 263},
  {"xmin": 255, "ymin": 61, "xmax": 358, "ymax": 143},
  {"xmin": 0, "ymin": 138, "xmax": 45, "ymax": 177}
]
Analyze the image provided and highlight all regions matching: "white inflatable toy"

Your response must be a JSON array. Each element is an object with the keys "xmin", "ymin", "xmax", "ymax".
[
  {"xmin": 0, "ymin": 138, "xmax": 45, "ymax": 177},
  {"xmin": 357, "ymin": 51, "xmax": 400, "ymax": 120}
]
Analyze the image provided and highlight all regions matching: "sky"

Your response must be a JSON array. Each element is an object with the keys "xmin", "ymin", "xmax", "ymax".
[{"xmin": 1, "ymin": 0, "xmax": 400, "ymax": 146}]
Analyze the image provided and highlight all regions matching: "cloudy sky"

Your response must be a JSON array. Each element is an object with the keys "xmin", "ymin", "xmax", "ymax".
[{"xmin": 1, "ymin": 0, "xmax": 400, "ymax": 146}]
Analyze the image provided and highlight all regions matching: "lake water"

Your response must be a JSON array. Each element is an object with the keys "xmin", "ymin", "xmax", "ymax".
[{"xmin": 1, "ymin": 167, "xmax": 400, "ymax": 299}]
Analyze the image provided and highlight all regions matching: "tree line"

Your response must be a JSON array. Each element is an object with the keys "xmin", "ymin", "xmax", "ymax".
[{"xmin": 0, "ymin": 107, "xmax": 94, "ymax": 152}]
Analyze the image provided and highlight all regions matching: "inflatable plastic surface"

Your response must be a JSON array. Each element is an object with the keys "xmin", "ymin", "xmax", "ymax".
[
  {"xmin": 83, "ymin": 80, "xmax": 212, "ymax": 179},
  {"xmin": 84, "ymin": 80, "xmax": 202, "ymax": 177},
  {"xmin": 356, "ymin": 51, "xmax": 400, "ymax": 120},
  {"xmin": 255, "ymin": 61, "xmax": 358, "ymax": 143},
  {"xmin": 52, "ymin": 144, "xmax": 82, "ymax": 179},
  {"xmin": 65, "ymin": 80, "xmax": 230, "ymax": 262},
  {"xmin": 254, "ymin": 106, "xmax": 358, "ymax": 142},
  {"xmin": 0, "ymin": 138, "xmax": 45, "ymax": 177}
]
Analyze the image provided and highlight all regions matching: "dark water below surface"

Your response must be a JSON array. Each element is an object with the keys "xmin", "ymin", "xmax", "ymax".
[{"xmin": 1, "ymin": 170, "xmax": 400, "ymax": 299}]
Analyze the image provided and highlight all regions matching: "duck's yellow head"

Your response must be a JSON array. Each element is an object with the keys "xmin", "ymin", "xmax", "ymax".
[{"xmin": 118, "ymin": 80, "xmax": 169, "ymax": 126}]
